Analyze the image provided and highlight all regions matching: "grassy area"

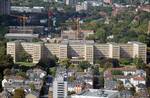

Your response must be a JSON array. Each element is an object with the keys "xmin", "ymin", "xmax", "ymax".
[{"xmin": 16, "ymin": 62, "xmax": 35, "ymax": 66}]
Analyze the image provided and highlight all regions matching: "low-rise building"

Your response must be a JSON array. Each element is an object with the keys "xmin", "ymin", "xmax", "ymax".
[
  {"xmin": 76, "ymin": 2, "xmax": 88, "ymax": 12},
  {"xmin": 5, "ymin": 33, "xmax": 39, "ymax": 41},
  {"xmin": 11, "ymin": 6, "xmax": 45, "ymax": 13},
  {"xmin": 104, "ymin": 66, "xmax": 146, "ymax": 92},
  {"xmin": 61, "ymin": 29, "xmax": 94, "ymax": 40},
  {"xmin": 71, "ymin": 89, "xmax": 119, "ymax": 98},
  {"xmin": 2, "ymin": 68, "xmax": 46, "ymax": 95}
]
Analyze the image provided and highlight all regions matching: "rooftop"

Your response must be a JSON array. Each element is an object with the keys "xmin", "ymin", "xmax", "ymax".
[
  {"xmin": 5, "ymin": 33, "xmax": 39, "ymax": 38},
  {"xmin": 72, "ymin": 89, "xmax": 119, "ymax": 98},
  {"xmin": 128, "ymin": 41, "xmax": 146, "ymax": 45},
  {"xmin": 61, "ymin": 40, "xmax": 94, "ymax": 45},
  {"xmin": 133, "ymin": 76, "xmax": 145, "ymax": 81}
]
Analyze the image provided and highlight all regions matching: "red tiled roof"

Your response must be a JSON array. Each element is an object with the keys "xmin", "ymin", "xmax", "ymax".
[
  {"xmin": 109, "ymin": 67, "xmax": 137, "ymax": 72},
  {"xmin": 133, "ymin": 76, "xmax": 145, "ymax": 81},
  {"xmin": 6, "ymin": 75, "xmax": 25, "ymax": 80}
]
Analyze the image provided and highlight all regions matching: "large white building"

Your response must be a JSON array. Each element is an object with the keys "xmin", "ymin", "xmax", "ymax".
[{"xmin": 7, "ymin": 40, "xmax": 147, "ymax": 64}]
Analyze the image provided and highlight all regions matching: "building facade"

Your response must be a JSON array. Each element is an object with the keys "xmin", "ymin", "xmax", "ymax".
[
  {"xmin": 7, "ymin": 40, "xmax": 147, "ymax": 64},
  {"xmin": 53, "ymin": 69, "xmax": 68, "ymax": 98},
  {"xmin": 0, "ymin": 0, "xmax": 10, "ymax": 15}
]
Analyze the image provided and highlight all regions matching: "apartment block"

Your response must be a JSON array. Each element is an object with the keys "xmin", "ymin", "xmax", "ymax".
[
  {"xmin": 32, "ymin": 43, "xmax": 44, "ymax": 63},
  {"xmin": 59, "ymin": 43, "xmax": 68, "ymax": 60},
  {"xmin": 94, "ymin": 44, "xmax": 109, "ymax": 59},
  {"xmin": 85, "ymin": 44, "xmax": 94, "ymax": 64},
  {"xmin": 120, "ymin": 44, "xmax": 133, "ymax": 58},
  {"xmin": 44, "ymin": 43, "xmax": 60, "ymax": 58},
  {"xmin": 7, "ymin": 40, "xmax": 147, "ymax": 64},
  {"xmin": 7, "ymin": 41, "xmax": 20, "ymax": 62},
  {"xmin": 7, "ymin": 41, "xmax": 44, "ymax": 63},
  {"xmin": 131, "ymin": 42, "xmax": 147, "ymax": 63},
  {"xmin": 108, "ymin": 43, "xmax": 120, "ymax": 59}
]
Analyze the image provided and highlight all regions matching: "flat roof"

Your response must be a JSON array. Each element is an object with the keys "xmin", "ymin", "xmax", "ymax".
[
  {"xmin": 72, "ymin": 89, "xmax": 119, "ymax": 97},
  {"xmin": 128, "ymin": 41, "xmax": 146, "ymax": 45},
  {"xmin": 61, "ymin": 40, "xmax": 94, "ymax": 45},
  {"xmin": 5, "ymin": 33, "xmax": 39, "ymax": 38}
]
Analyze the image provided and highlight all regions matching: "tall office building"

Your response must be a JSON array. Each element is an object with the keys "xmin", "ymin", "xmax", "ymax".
[
  {"xmin": 53, "ymin": 70, "xmax": 68, "ymax": 98},
  {"xmin": 0, "ymin": 0, "xmax": 10, "ymax": 15}
]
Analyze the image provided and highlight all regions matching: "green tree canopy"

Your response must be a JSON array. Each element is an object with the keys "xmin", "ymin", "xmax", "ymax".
[
  {"xmin": 3, "ymin": 68, "xmax": 11, "ymax": 76},
  {"xmin": 138, "ymin": 34, "xmax": 148, "ymax": 43},
  {"xmin": 16, "ymin": 72, "xmax": 28, "ymax": 79},
  {"xmin": 59, "ymin": 58, "xmax": 71, "ymax": 69},
  {"xmin": 95, "ymin": 28, "xmax": 106, "ymax": 43},
  {"xmin": 29, "ymin": 83, "xmax": 36, "ymax": 91},
  {"xmin": 119, "ymin": 58, "xmax": 133, "ymax": 65},
  {"xmin": 49, "ymin": 67, "xmax": 56, "ymax": 77},
  {"xmin": 78, "ymin": 61, "xmax": 91, "ymax": 71},
  {"xmin": 133, "ymin": 57, "xmax": 146, "ymax": 69},
  {"xmin": 0, "ymin": 54, "xmax": 14, "ymax": 68}
]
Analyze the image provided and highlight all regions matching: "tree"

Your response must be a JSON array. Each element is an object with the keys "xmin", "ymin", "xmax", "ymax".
[
  {"xmin": 3, "ymin": 68, "xmax": 11, "ymax": 76},
  {"xmin": 16, "ymin": 72, "xmax": 28, "ymax": 79},
  {"xmin": 29, "ymin": 83, "xmax": 36, "ymax": 91},
  {"xmin": 117, "ymin": 80, "xmax": 125, "ymax": 91},
  {"xmin": 95, "ymin": 28, "xmax": 106, "ymax": 43},
  {"xmin": 0, "ymin": 40, "xmax": 14, "ymax": 90},
  {"xmin": 68, "ymin": 76, "xmax": 76, "ymax": 82},
  {"xmin": 13, "ymin": 88, "xmax": 25, "ymax": 98},
  {"xmin": 59, "ymin": 58, "xmax": 71, "ymax": 69},
  {"xmin": 78, "ymin": 61, "xmax": 91, "ymax": 71},
  {"xmin": 138, "ymin": 34, "xmax": 147, "ymax": 43},
  {"xmin": 129, "ymin": 86, "xmax": 136, "ymax": 95},
  {"xmin": 0, "ymin": 54, "xmax": 14, "ymax": 68},
  {"xmin": 133, "ymin": 57, "xmax": 145, "ymax": 69},
  {"xmin": 119, "ymin": 58, "xmax": 133, "ymax": 65},
  {"xmin": 49, "ymin": 67, "xmax": 56, "ymax": 77}
]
